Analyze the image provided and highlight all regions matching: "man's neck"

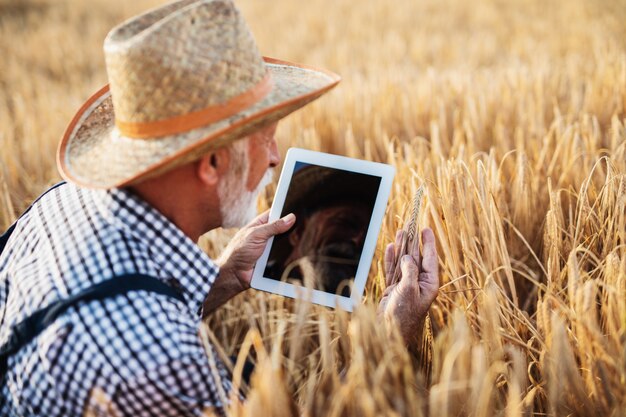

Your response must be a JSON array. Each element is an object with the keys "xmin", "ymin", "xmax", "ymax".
[{"xmin": 127, "ymin": 165, "xmax": 221, "ymax": 242}]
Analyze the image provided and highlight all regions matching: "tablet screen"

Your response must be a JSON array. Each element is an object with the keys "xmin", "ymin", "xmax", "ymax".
[{"xmin": 263, "ymin": 162, "xmax": 382, "ymax": 296}]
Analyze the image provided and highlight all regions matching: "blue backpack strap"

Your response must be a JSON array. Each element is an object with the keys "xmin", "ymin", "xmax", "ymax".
[
  {"xmin": 0, "ymin": 181, "xmax": 66, "ymax": 255},
  {"xmin": 0, "ymin": 273, "xmax": 185, "ymax": 377}
]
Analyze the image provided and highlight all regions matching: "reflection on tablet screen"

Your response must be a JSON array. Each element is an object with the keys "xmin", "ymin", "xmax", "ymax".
[{"xmin": 264, "ymin": 162, "xmax": 381, "ymax": 297}]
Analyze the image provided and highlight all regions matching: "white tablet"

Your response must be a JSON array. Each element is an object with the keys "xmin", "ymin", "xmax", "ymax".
[{"xmin": 251, "ymin": 148, "xmax": 395, "ymax": 311}]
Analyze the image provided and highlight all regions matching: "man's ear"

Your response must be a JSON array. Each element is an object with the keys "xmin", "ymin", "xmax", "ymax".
[{"xmin": 197, "ymin": 148, "xmax": 230, "ymax": 186}]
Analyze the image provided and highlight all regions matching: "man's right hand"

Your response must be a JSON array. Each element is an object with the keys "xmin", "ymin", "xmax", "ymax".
[
  {"xmin": 217, "ymin": 210, "xmax": 296, "ymax": 289},
  {"xmin": 203, "ymin": 210, "xmax": 295, "ymax": 316}
]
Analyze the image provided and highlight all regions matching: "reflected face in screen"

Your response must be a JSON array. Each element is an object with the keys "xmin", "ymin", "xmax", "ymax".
[{"xmin": 263, "ymin": 163, "xmax": 381, "ymax": 297}]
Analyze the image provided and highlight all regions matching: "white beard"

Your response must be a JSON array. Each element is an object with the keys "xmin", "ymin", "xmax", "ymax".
[{"xmin": 217, "ymin": 145, "xmax": 273, "ymax": 228}]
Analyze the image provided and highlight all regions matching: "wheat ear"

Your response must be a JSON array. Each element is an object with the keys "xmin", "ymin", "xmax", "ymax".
[{"xmin": 391, "ymin": 184, "xmax": 424, "ymax": 284}]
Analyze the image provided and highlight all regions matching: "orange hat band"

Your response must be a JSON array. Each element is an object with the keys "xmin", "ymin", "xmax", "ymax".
[{"xmin": 115, "ymin": 73, "xmax": 274, "ymax": 139}]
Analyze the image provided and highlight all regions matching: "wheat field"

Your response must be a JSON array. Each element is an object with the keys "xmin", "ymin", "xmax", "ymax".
[{"xmin": 1, "ymin": 0, "xmax": 625, "ymax": 415}]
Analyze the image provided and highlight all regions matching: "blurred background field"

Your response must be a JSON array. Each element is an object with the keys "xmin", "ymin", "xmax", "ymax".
[{"xmin": 1, "ymin": 0, "xmax": 625, "ymax": 415}]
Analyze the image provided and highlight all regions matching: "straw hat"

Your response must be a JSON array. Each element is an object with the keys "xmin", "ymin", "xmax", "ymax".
[{"xmin": 56, "ymin": 0, "xmax": 340, "ymax": 189}]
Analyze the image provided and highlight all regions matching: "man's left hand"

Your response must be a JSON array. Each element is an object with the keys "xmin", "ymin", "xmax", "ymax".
[{"xmin": 377, "ymin": 228, "xmax": 439, "ymax": 348}]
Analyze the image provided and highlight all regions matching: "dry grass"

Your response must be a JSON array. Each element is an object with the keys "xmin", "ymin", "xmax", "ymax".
[{"xmin": 1, "ymin": 0, "xmax": 625, "ymax": 415}]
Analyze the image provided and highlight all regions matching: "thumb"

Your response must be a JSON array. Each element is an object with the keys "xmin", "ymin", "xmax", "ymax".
[
  {"xmin": 400, "ymin": 255, "xmax": 419, "ymax": 284},
  {"xmin": 255, "ymin": 213, "xmax": 296, "ymax": 239}
]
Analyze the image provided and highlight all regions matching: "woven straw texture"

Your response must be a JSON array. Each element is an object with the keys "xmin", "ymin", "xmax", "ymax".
[
  {"xmin": 104, "ymin": 0, "xmax": 266, "ymax": 123},
  {"xmin": 57, "ymin": 0, "xmax": 340, "ymax": 189}
]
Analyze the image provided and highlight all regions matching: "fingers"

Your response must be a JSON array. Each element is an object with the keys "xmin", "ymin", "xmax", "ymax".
[
  {"xmin": 394, "ymin": 230, "xmax": 404, "ymax": 260},
  {"xmin": 254, "ymin": 213, "xmax": 296, "ymax": 240},
  {"xmin": 247, "ymin": 210, "xmax": 270, "ymax": 227},
  {"xmin": 419, "ymin": 228, "xmax": 439, "ymax": 303},
  {"xmin": 420, "ymin": 228, "xmax": 438, "ymax": 275},
  {"xmin": 384, "ymin": 243, "xmax": 395, "ymax": 287},
  {"xmin": 400, "ymin": 255, "xmax": 419, "ymax": 286},
  {"xmin": 419, "ymin": 270, "xmax": 439, "ymax": 305},
  {"xmin": 409, "ymin": 229, "xmax": 421, "ymax": 268}
]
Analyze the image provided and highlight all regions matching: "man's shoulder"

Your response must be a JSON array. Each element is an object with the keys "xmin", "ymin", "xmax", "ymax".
[
  {"xmin": 3, "ymin": 182, "xmax": 160, "ymax": 295},
  {"xmin": 9, "ymin": 182, "xmax": 110, "ymax": 242}
]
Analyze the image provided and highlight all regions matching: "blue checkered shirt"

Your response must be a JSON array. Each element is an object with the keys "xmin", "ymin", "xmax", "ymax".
[{"xmin": 0, "ymin": 183, "xmax": 234, "ymax": 416}]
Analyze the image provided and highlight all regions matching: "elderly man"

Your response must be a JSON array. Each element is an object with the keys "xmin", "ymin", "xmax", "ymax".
[{"xmin": 0, "ymin": 0, "xmax": 439, "ymax": 416}]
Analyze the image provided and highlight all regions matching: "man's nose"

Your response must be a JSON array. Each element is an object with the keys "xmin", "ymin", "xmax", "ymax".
[{"xmin": 269, "ymin": 138, "xmax": 280, "ymax": 168}]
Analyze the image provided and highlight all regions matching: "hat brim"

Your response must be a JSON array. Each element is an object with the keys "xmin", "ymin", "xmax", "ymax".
[{"xmin": 57, "ymin": 57, "xmax": 340, "ymax": 189}]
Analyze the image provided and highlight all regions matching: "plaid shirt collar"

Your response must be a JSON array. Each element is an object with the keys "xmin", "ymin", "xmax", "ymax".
[{"xmin": 90, "ymin": 187, "xmax": 219, "ymax": 317}]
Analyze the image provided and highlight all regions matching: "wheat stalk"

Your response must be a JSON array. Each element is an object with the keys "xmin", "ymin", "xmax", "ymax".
[{"xmin": 391, "ymin": 184, "xmax": 425, "ymax": 285}]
